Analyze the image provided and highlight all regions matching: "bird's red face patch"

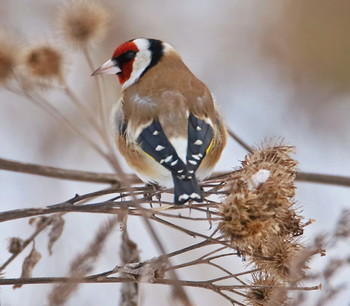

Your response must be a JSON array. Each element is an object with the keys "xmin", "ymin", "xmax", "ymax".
[{"xmin": 112, "ymin": 41, "xmax": 139, "ymax": 85}]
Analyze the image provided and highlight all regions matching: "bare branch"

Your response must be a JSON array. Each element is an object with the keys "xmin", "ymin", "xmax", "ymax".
[{"xmin": 0, "ymin": 157, "xmax": 123, "ymax": 184}]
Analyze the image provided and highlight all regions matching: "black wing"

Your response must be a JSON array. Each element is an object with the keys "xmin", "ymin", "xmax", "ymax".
[
  {"xmin": 137, "ymin": 120, "xmax": 189, "ymax": 178},
  {"xmin": 186, "ymin": 113, "xmax": 214, "ymax": 175}
]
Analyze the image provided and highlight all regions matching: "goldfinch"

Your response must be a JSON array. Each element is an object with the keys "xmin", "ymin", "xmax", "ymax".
[{"xmin": 92, "ymin": 38, "xmax": 226, "ymax": 204}]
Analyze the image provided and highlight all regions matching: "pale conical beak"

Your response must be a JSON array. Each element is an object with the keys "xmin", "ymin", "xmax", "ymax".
[{"xmin": 91, "ymin": 59, "xmax": 121, "ymax": 76}]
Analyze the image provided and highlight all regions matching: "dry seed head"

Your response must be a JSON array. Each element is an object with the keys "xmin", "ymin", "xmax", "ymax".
[
  {"xmin": 251, "ymin": 236, "xmax": 304, "ymax": 281},
  {"xmin": 0, "ymin": 27, "xmax": 21, "ymax": 84},
  {"xmin": 217, "ymin": 145, "xmax": 303, "ymax": 254},
  {"xmin": 22, "ymin": 43, "xmax": 64, "ymax": 82},
  {"xmin": 56, "ymin": 0, "xmax": 109, "ymax": 48},
  {"xmin": 8, "ymin": 237, "xmax": 24, "ymax": 254},
  {"xmin": 246, "ymin": 273, "xmax": 288, "ymax": 306}
]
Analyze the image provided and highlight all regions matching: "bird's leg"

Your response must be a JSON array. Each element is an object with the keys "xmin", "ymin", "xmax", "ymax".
[{"xmin": 143, "ymin": 183, "xmax": 162, "ymax": 206}]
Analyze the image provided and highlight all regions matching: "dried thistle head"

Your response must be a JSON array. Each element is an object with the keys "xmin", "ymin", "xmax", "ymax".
[
  {"xmin": 251, "ymin": 236, "xmax": 304, "ymax": 281},
  {"xmin": 217, "ymin": 145, "xmax": 303, "ymax": 254},
  {"xmin": 56, "ymin": 0, "xmax": 109, "ymax": 48},
  {"xmin": 0, "ymin": 27, "xmax": 21, "ymax": 84},
  {"xmin": 218, "ymin": 180, "xmax": 281, "ymax": 253},
  {"xmin": 22, "ymin": 43, "xmax": 65, "ymax": 83},
  {"xmin": 246, "ymin": 273, "xmax": 288, "ymax": 306}
]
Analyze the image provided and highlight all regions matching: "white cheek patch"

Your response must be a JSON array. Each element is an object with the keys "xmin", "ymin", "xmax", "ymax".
[{"xmin": 122, "ymin": 39, "xmax": 152, "ymax": 89}]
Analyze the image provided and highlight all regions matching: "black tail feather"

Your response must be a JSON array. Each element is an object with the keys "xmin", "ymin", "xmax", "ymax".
[{"xmin": 172, "ymin": 174, "xmax": 203, "ymax": 204}]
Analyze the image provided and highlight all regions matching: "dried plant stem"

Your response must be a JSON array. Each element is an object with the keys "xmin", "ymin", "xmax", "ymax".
[
  {"xmin": 295, "ymin": 172, "xmax": 350, "ymax": 187},
  {"xmin": 48, "ymin": 217, "xmax": 118, "ymax": 305},
  {"xmin": 0, "ymin": 276, "xmax": 321, "ymax": 291},
  {"xmin": 226, "ymin": 126, "xmax": 253, "ymax": 152},
  {"xmin": 3, "ymin": 147, "xmax": 350, "ymax": 188},
  {"xmin": 82, "ymin": 48, "xmax": 109, "ymax": 135},
  {"xmin": 17, "ymin": 89, "xmax": 114, "ymax": 167},
  {"xmin": 0, "ymin": 185, "xmax": 119, "ymax": 274},
  {"xmin": 63, "ymin": 84, "xmax": 122, "ymax": 172},
  {"xmin": 63, "ymin": 85, "xmax": 110, "ymax": 147},
  {"xmin": 0, "ymin": 157, "xmax": 122, "ymax": 184}
]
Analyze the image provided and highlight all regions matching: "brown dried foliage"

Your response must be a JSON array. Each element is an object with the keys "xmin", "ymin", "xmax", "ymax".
[
  {"xmin": 48, "ymin": 217, "xmax": 117, "ymax": 305},
  {"xmin": 13, "ymin": 244, "xmax": 41, "ymax": 289}
]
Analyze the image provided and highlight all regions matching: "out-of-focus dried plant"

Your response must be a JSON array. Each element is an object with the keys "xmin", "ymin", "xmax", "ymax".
[
  {"xmin": 119, "ymin": 230, "xmax": 140, "ymax": 306},
  {"xmin": 21, "ymin": 43, "xmax": 65, "ymax": 84},
  {"xmin": 13, "ymin": 243, "xmax": 41, "ymax": 289},
  {"xmin": 7, "ymin": 237, "xmax": 24, "ymax": 255},
  {"xmin": 0, "ymin": 27, "xmax": 22, "ymax": 85},
  {"xmin": 56, "ymin": 0, "xmax": 110, "ymax": 49},
  {"xmin": 48, "ymin": 214, "xmax": 65, "ymax": 255},
  {"xmin": 48, "ymin": 217, "xmax": 118, "ymax": 305}
]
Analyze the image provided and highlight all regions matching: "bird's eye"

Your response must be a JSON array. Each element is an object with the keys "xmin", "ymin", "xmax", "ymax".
[
  {"xmin": 124, "ymin": 51, "xmax": 136, "ymax": 60},
  {"xmin": 115, "ymin": 50, "xmax": 136, "ymax": 64}
]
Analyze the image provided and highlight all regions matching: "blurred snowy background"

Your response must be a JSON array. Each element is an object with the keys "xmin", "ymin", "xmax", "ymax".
[{"xmin": 1, "ymin": 0, "xmax": 350, "ymax": 305}]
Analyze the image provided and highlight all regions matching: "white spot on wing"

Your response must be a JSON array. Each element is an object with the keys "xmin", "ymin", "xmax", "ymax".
[
  {"xmin": 165, "ymin": 155, "xmax": 173, "ymax": 162},
  {"xmin": 155, "ymin": 145, "xmax": 165, "ymax": 151},
  {"xmin": 192, "ymin": 154, "xmax": 201, "ymax": 160},
  {"xmin": 178, "ymin": 194, "xmax": 190, "ymax": 201},
  {"xmin": 190, "ymin": 193, "xmax": 201, "ymax": 199},
  {"xmin": 194, "ymin": 140, "xmax": 203, "ymax": 145}
]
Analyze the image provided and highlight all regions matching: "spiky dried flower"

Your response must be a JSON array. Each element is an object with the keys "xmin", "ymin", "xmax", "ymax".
[
  {"xmin": 251, "ymin": 236, "xmax": 304, "ymax": 281},
  {"xmin": 0, "ymin": 27, "xmax": 21, "ymax": 84},
  {"xmin": 246, "ymin": 273, "xmax": 288, "ymax": 306},
  {"xmin": 217, "ymin": 145, "xmax": 303, "ymax": 254},
  {"xmin": 56, "ymin": 0, "xmax": 109, "ymax": 48},
  {"xmin": 22, "ymin": 43, "xmax": 64, "ymax": 82}
]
